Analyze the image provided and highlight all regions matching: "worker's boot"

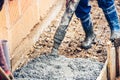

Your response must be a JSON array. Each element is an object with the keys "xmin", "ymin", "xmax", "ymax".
[
  {"xmin": 81, "ymin": 14, "xmax": 96, "ymax": 49},
  {"xmin": 103, "ymin": 4, "xmax": 120, "ymax": 42}
]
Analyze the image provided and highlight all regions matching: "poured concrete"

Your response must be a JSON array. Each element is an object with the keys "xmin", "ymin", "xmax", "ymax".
[{"xmin": 14, "ymin": 54, "xmax": 104, "ymax": 80}]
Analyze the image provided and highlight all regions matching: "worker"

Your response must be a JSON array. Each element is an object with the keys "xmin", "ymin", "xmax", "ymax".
[
  {"xmin": 72, "ymin": 0, "xmax": 120, "ymax": 49},
  {"xmin": 51, "ymin": 0, "xmax": 120, "ymax": 55},
  {"xmin": 0, "ymin": 0, "xmax": 13, "ymax": 79}
]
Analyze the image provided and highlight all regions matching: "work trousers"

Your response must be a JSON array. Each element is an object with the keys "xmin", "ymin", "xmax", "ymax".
[{"xmin": 75, "ymin": 0, "xmax": 120, "ymax": 31}]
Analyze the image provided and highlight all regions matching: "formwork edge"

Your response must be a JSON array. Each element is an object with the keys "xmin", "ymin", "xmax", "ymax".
[{"xmin": 96, "ymin": 60, "xmax": 108, "ymax": 80}]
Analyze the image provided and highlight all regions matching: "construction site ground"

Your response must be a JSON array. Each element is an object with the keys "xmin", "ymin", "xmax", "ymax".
[
  {"xmin": 28, "ymin": 0, "xmax": 120, "ymax": 63},
  {"xmin": 14, "ymin": 0, "xmax": 120, "ymax": 80}
]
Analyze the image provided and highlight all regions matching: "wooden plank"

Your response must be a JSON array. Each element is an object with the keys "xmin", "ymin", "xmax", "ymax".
[
  {"xmin": 114, "ymin": 38, "xmax": 120, "ymax": 76},
  {"xmin": 96, "ymin": 60, "xmax": 108, "ymax": 80},
  {"xmin": 115, "ymin": 47, "xmax": 119, "ymax": 77},
  {"xmin": 119, "ymin": 48, "xmax": 120, "ymax": 76},
  {"xmin": 107, "ymin": 41, "xmax": 116, "ymax": 80}
]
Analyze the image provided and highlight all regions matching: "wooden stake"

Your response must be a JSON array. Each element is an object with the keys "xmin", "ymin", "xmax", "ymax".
[
  {"xmin": 114, "ymin": 38, "xmax": 120, "ymax": 76},
  {"xmin": 107, "ymin": 41, "xmax": 116, "ymax": 80},
  {"xmin": 115, "ymin": 47, "xmax": 120, "ymax": 77},
  {"xmin": 118, "ymin": 47, "xmax": 120, "ymax": 76}
]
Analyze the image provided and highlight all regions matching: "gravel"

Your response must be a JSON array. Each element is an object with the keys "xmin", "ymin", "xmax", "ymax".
[{"xmin": 14, "ymin": 54, "xmax": 104, "ymax": 80}]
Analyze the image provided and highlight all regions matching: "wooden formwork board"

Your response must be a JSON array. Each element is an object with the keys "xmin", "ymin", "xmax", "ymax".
[
  {"xmin": 96, "ymin": 60, "xmax": 108, "ymax": 80},
  {"xmin": 107, "ymin": 47, "xmax": 116, "ymax": 80},
  {"xmin": 97, "ymin": 40, "xmax": 120, "ymax": 80},
  {"xmin": 96, "ymin": 52, "xmax": 116, "ymax": 80},
  {"xmin": 114, "ymin": 38, "xmax": 120, "ymax": 77}
]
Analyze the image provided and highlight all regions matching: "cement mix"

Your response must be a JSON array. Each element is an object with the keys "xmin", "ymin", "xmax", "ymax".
[{"xmin": 14, "ymin": 54, "xmax": 104, "ymax": 80}]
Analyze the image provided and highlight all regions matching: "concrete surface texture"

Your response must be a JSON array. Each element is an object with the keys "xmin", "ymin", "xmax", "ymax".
[{"xmin": 14, "ymin": 54, "xmax": 104, "ymax": 80}]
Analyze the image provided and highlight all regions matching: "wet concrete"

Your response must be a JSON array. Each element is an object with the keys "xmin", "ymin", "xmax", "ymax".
[{"xmin": 14, "ymin": 54, "xmax": 104, "ymax": 80}]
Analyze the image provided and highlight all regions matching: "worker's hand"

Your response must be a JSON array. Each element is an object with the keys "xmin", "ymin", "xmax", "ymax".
[{"xmin": 66, "ymin": 0, "xmax": 74, "ymax": 8}]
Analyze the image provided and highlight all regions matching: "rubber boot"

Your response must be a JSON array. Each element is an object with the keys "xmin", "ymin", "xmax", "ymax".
[
  {"xmin": 81, "ymin": 14, "xmax": 96, "ymax": 49},
  {"xmin": 103, "ymin": 4, "xmax": 120, "ymax": 42}
]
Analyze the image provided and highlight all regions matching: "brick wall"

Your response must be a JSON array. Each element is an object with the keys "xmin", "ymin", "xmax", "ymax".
[{"xmin": 0, "ymin": 0, "xmax": 64, "ymax": 71}]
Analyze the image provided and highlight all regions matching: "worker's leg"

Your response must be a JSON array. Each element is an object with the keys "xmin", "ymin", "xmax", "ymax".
[
  {"xmin": 98, "ymin": 0, "xmax": 120, "ymax": 41},
  {"xmin": 75, "ymin": 0, "xmax": 96, "ymax": 49}
]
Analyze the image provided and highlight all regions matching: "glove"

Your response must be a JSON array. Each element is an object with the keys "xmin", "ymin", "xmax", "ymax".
[
  {"xmin": 0, "ymin": 0, "xmax": 4, "ymax": 11},
  {"xmin": 66, "ymin": 0, "xmax": 74, "ymax": 8}
]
